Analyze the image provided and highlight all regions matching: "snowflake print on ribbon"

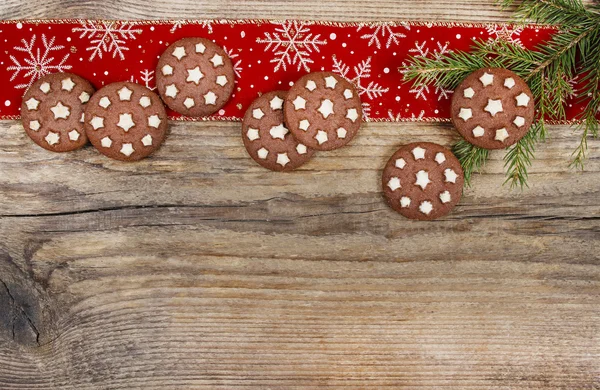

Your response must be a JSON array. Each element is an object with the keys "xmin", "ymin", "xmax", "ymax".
[
  {"xmin": 170, "ymin": 20, "xmax": 213, "ymax": 34},
  {"xmin": 7, "ymin": 34, "xmax": 72, "ymax": 90},
  {"xmin": 256, "ymin": 21, "xmax": 327, "ymax": 72},
  {"xmin": 401, "ymin": 41, "xmax": 454, "ymax": 101},
  {"xmin": 332, "ymin": 55, "xmax": 389, "ymax": 120},
  {"xmin": 73, "ymin": 21, "xmax": 143, "ymax": 61},
  {"xmin": 486, "ymin": 24, "xmax": 524, "ymax": 48},
  {"xmin": 224, "ymin": 46, "xmax": 243, "ymax": 79},
  {"xmin": 356, "ymin": 22, "xmax": 410, "ymax": 49},
  {"xmin": 129, "ymin": 69, "xmax": 156, "ymax": 90}
]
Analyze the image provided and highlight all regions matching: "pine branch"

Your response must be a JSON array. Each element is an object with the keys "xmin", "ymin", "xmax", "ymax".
[
  {"xmin": 504, "ymin": 119, "xmax": 547, "ymax": 189},
  {"xmin": 452, "ymin": 140, "xmax": 489, "ymax": 187}
]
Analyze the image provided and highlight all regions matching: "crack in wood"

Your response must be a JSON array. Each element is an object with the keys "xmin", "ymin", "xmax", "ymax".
[{"xmin": 0, "ymin": 279, "xmax": 41, "ymax": 346}]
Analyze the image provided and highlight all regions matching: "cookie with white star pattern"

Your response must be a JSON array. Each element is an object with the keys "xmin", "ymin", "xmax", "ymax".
[
  {"xmin": 84, "ymin": 82, "xmax": 168, "ymax": 162},
  {"xmin": 156, "ymin": 37, "xmax": 235, "ymax": 117},
  {"xmin": 21, "ymin": 72, "xmax": 95, "ymax": 152},
  {"xmin": 284, "ymin": 72, "xmax": 362, "ymax": 151},
  {"xmin": 450, "ymin": 68, "xmax": 535, "ymax": 149},
  {"xmin": 382, "ymin": 142, "xmax": 464, "ymax": 220},
  {"xmin": 242, "ymin": 91, "xmax": 315, "ymax": 171}
]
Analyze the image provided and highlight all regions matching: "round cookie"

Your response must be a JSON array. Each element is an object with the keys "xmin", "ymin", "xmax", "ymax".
[
  {"xmin": 242, "ymin": 91, "xmax": 315, "ymax": 172},
  {"xmin": 382, "ymin": 142, "xmax": 464, "ymax": 220},
  {"xmin": 84, "ymin": 82, "xmax": 168, "ymax": 162},
  {"xmin": 156, "ymin": 37, "xmax": 235, "ymax": 117},
  {"xmin": 21, "ymin": 72, "xmax": 95, "ymax": 152},
  {"xmin": 284, "ymin": 72, "xmax": 362, "ymax": 151},
  {"xmin": 450, "ymin": 67, "xmax": 535, "ymax": 149}
]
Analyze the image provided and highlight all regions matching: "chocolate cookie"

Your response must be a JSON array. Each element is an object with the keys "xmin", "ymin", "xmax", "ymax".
[
  {"xmin": 156, "ymin": 37, "xmax": 235, "ymax": 117},
  {"xmin": 284, "ymin": 72, "xmax": 362, "ymax": 151},
  {"xmin": 450, "ymin": 68, "xmax": 535, "ymax": 149},
  {"xmin": 382, "ymin": 142, "xmax": 464, "ymax": 220},
  {"xmin": 21, "ymin": 72, "xmax": 95, "ymax": 152},
  {"xmin": 242, "ymin": 91, "xmax": 315, "ymax": 171},
  {"xmin": 84, "ymin": 82, "xmax": 168, "ymax": 162}
]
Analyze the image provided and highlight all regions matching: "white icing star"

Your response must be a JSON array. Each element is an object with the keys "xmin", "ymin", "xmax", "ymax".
[
  {"xmin": 100, "ymin": 136, "xmax": 112, "ymax": 148},
  {"xmin": 117, "ymin": 113, "xmax": 135, "ymax": 132},
  {"xmin": 463, "ymin": 87, "xmax": 475, "ymax": 98},
  {"xmin": 400, "ymin": 197, "xmax": 411, "ymax": 208},
  {"xmin": 172, "ymin": 46, "xmax": 186, "ymax": 60},
  {"xmin": 439, "ymin": 190, "xmax": 451, "ymax": 204},
  {"xmin": 50, "ymin": 102, "xmax": 70, "ymax": 119},
  {"xmin": 513, "ymin": 116, "xmax": 525, "ymax": 127},
  {"xmin": 293, "ymin": 96, "xmax": 306, "ymax": 110},
  {"xmin": 343, "ymin": 89, "xmax": 353, "ymax": 99},
  {"xmin": 204, "ymin": 91, "xmax": 217, "ymax": 105},
  {"xmin": 184, "ymin": 97, "xmax": 195, "ymax": 108},
  {"xmin": 141, "ymin": 134, "xmax": 153, "ymax": 146},
  {"xmin": 79, "ymin": 91, "xmax": 90, "ymax": 104},
  {"xmin": 276, "ymin": 153, "xmax": 290, "ymax": 167},
  {"xmin": 118, "ymin": 86, "xmax": 133, "ymax": 101},
  {"xmin": 162, "ymin": 65, "xmax": 173, "ymax": 76},
  {"xmin": 139, "ymin": 96, "xmax": 151, "ymax": 108},
  {"xmin": 318, "ymin": 99, "xmax": 334, "ymax": 119},
  {"xmin": 516, "ymin": 92, "xmax": 530, "ymax": 107},
  {"xmin": 336, "ymin": 127, "xmax": 347, "ymax": 139},
  {"xmin": 99, "ymin": 96, "xmax": 111, "ymax": 108},
  {"xmin": 68, "ymin": 130, "xmax": 80, "ymax": 141},
  {"xmin": 29, "ymin": 120, "xmax": 40, "ymax": 131},
  {"xmin": 395, "ymin": 158, "xmax": 406, "ymax": 169},
  {"xmin": 148, "ymin": 115, "xmax": 161, "ymax": 128},
  {"xmin": 270, "ymin": 96, "xmax": 284, "ymax": 110},
  {"xmin": 296, "ymin": 144, "xmax": 307, "ymax": 155},
  {"xmin": 210, "ymin": 54, "xmax": 224, "ymax": 67},
  {"xmin": 305, "ymin": 80, "xmax": 317, "ymax": 91},
  {"xmin": 195, "ymin": 43, "xmax": 206, "ymax": 53},
  {"xmin": 299, "ymin": 119, "xmax": 310, "ymax": 131},
  {"xmin": 387, "ymin": 177, "xmax": 401, "ymax": 191},
  {"xmin": 80, "ymin": 113, "xmax": 85, "ymax": 123},
  {"xmin": 315, "ymin": 130, "xmax": 328, "ymax": 145},
  {"xmin": 165, "ymin": 84, "xmax": 179, "ymax": 98},
  {"xmin": 45, "ymin": 131, "xmax": 59, "ymax": 145},
  {"xmin": 120, "ymin": 143, "xmax": 134, "ymax": 156},
  {"xmin": 495, "ymin": 128, "xmax": 509, "ymax": 142},
  {"xmin": 419, "ymin": 201, "xmax": 433, "ymax": 215},
  {"xmin": 39, "ymin": 82, "xmax": 51, "ymax": 94},
  {"xmin": 444, "ymin": 168, "xmax": 458, "ymax": 183},
  {"xmin": 458, "ymin": 108, "xmax": 472, "ymax": 121},
  {"xmin": 484, "ymin": 99, "xmax": 503, "ymax": 117},
  {"xmin": 90, "ymin": 116, "xmax": 104, "ymax": 130},
  {"xmin": 269, "ymin": 124, "xmax": 289, "ymax": 140},
  {"xmin": 216, "ymin": 75, "xmax": 228, "ymax": 86},
  {"xmin": 415, "ymin": 170, "xmax": 430, "ymax": 190},
  {"xmin": 252, "ymin": 108, "xmax": 265, "ymax": 119},
  {"xmin": 479, "ymin": 72, "xmax": 494, "ymax": 87},
  {"xmin": 412, "ymin": 147, "xmax": 426, "ymax": 160},
  {"xmin": 186, "ymin": 67, "xmax": 204, "ymax": 84},
  {"xmin": 25, "ymin": 97, "xmax": 39, "ymax": 110},
  {"xmin": 504, "ymin": 77, "xmax": 515, "ymax": 89},
  {"xmin": 472, "ymin": 126, "xmax": 485, "ymax": 137},
  {"xmin": 435, "ymin": 152, "xmax": 446, "ymax": 164},
  {"xmin": 346, "ymin": 108, "xmax": 359, "ymax": 122},
  {"xmin": 257, "ymin": 147, "xmax": 268, "ymax": 159},
  {"xmin": 246, "ymin": 128, "xmax": 259, "ymax": 141},
  {"xmin": 324, "ymin": 75, "xmax": 338, "ymax": 89},
  {"xmin": 61, "ymin": 77, "xmax": 75, "ymax": 91}
]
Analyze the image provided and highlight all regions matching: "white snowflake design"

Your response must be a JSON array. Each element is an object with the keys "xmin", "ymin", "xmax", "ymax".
[
  {"xmin": 7, "ymin": 34, "xmax": 72, "ymax": 90},
  {"xmin": 332, "ymin": 55, "xmax": 389, "ymax": 120},
  {"xmin": 387, "ymin": 109, "xmax": 425, "ymax": 122},
  {"xmin": 170, "ymin": 20, "xmax": 213, "ymax": 34},
  {"xmin": 402, "ymin": 41, "xmax": 454, "ymax": 101},
  {"xmin": 256, "ymin": 21, "xmax": 327, "ymax": 72},
  {"xmin": 486, "ymin": 25, "xmax": 524, "ymax": 48},
  {"xmin": 356, "ymin": 22, "xmax": 410, "ymax": 49},
  {"xmin": 224, "ymin": 46, "xmax": 242, "ymax": 79},
  {"xmin": 129, "ymin": 69, "xmax": 156, "ymax": 91},
  {"xmin": 72, "ymin": 21, "xmax": 143, "ymax": 61}
]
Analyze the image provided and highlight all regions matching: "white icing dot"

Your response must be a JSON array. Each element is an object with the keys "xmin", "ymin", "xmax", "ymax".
[
  {"xmin": 16, "ymin": 23, "xmax": 23, "ymax": 29},
  {"xmin": 383, "ymin": 67, "xmax": 390, "ymax": 74},
  {"xmin": 329, "ymin": 33, "xmax": 337, "ymax": 40},
  {"xmin": 4, "ymin": 100, "xmax": 10, "ymax": 107}
]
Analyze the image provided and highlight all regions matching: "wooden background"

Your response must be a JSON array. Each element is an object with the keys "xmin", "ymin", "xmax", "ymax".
[{"xmin": 1, "ymin": 1, "xmax": 599, "ymax": 388}]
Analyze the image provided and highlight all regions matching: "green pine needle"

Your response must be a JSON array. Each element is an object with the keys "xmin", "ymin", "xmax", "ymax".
[{"xmin": 452, "ymin": 140, "xmax": 489, "ymax": 187}]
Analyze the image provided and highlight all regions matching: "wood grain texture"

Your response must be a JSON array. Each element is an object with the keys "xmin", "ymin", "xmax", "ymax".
[{"xmin": 1, "ymin": 1, "xmax": 600, "ymax": 389}]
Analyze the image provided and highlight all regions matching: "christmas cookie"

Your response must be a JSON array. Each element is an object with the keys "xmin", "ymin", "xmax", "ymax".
[
  {"xmin": 450, "ymin": 68, "xmax": 534, "ymax": 149},
  {"xmin": 21, "ymin": 72, "xmax": 95, "ymax": 152},
  {"xmin": 156, "ymin": 37, "xmax": 235, "ymax": 117},
  {"xmin": 284, "ymin": 72, "xmax": 362, "ymax": 151},
  {"xmin": 382, "ymin": 142, "xmax": 464, "ymax": 220},
  {"xmin": 84, "ymin": 82, "xmax": 168, "ymax": 162},
  {"xmin": 242, "ymin": 91, "xmax": 315, "ymax": 171}
]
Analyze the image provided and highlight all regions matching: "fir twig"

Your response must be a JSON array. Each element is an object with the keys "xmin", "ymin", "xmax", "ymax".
[{"xmin": 452, "ymin": 140, "xmax": 489, "ymax": 187}]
